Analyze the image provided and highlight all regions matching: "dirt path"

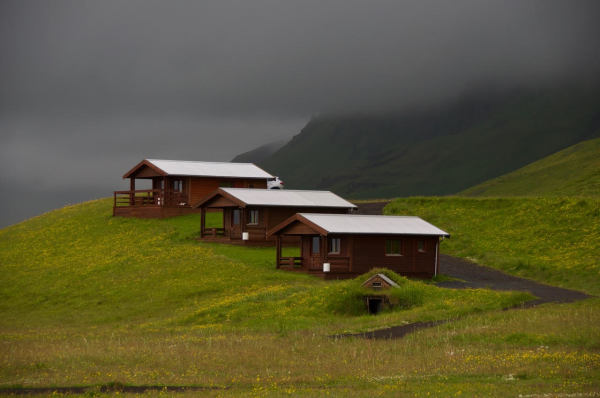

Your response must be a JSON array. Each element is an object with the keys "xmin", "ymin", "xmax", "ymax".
[
  {"xmin": 438, "ymin": 254, "xmax": 589, "ymax": 305},
  {"xmin": 339, "ymin": 257, "xmax": 591, "ymax": 340}
]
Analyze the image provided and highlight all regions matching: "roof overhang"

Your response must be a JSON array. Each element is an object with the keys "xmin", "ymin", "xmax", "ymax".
[
  {"xmin": 267, "ymin": 213, "xmax": 329, "ymax": 237},
  {"xmin": 268, "ymin": 213, "xmax": 451, "ymax": 238},
  {"xmin": 193, "ymin": 188, "xmax": 247, "ymax": 208},
  {"xmin": 123, "ymin": 159, "xmax": 168, "ymax": 179}
]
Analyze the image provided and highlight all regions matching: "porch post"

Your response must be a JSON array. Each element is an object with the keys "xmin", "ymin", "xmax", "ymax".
[
  {"xmin": 241, "ymin": 207, "xmax": 246, "ymax": 235},
  {"xmin": 321, "ymin": 234, "xmax": 327, "ymax": 264},
  {"xmin": 222, "ymin": 210, "xmax": 226, "ymax": 238},
  {"xmin": 276, "ymin": 235, "xmax": 282, "ymax": 269},
  {"xmin": 129, "ymin": 178, "xmax": 136, "ymax": 205},
  {"xmin": 200, "ymin": 206, "xmax": 206, "ymax": 238},
  {"xmin": 162, "ymin": 176, "xmax": 167, "ymax": 207}
]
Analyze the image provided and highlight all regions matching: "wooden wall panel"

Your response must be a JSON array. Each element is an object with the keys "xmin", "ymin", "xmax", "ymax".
[
  {"xmin": 189, "ymin": 177, "xmax": 268, "ymax": 205},
  {"xmin": 352, "ymin": 235, "xmax": 438, "ymax": 277}
]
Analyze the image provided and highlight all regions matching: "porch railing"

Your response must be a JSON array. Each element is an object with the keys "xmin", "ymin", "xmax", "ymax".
[
  {"xmin": 114, "ymin": 189, "xmax": 162, "ymax": 207},
  {"xmin": 279, "ymin": 257, "xmax": 303, "ymax": 268},
  {"xmin": 113, "ymin": 189, "xmax": 190, "ymax": 207},
  {"xmin": 202, "ymin": 227, "xmax": 226, "ymax": 237}
]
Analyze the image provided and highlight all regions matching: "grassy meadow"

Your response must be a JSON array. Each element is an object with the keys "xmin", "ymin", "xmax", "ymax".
[
  {"xmin": 0, "ymin": 197, "xmax": 599, "ymax": 396},
  {"xmin": 386, "ymin": 196, "xmax": 600, "ymax": 295}
]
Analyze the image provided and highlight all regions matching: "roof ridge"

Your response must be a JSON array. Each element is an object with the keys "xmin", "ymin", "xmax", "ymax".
[
  {"xmin": 223, "ymin": 188, "xmax": 337, "ymax": 193},
  {"xmin": 147, "ymin": 159, "xmax": 255, "ymax": 165},
  {"xmin": 300, "ymin": 213, "xmax": 421, "ymax": 218}
]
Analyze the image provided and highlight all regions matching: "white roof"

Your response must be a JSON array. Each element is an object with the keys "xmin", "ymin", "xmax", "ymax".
[
  {"xmin": 299, "ymin": 213, "xmax": 450, "ymax": 236},
  {"xmin": 221, "ymin": 188, "xmax": 356, "ymax": 208},
  {"xmin": 146, "ymin": 159, "xmax": 273, "ymax": 178}
]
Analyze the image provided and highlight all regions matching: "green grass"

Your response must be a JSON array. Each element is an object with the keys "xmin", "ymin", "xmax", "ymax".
[
  {"xmin": 386, "ymin": 196, "xmax": 600, "ymax": 295},
  {"xmin": 461, "ymin": 137, "xmax": 600, "ymax": 197},
  {"xmin": 1, "ymin": 198, "xmax": 599, "ymax": 396},
  {"xmin": 0, "ymin": 199, "xmax": 526, "ymax": 334}
]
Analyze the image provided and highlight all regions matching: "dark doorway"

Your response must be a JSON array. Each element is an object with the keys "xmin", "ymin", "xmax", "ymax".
[{"xmin": 367, "ymin": 297, "xmax": 382, "ymax": 315}]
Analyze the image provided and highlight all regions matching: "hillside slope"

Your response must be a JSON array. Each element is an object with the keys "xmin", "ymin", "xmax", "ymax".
[
  {"xmin": 386, "ymin": 197, "xmax": 600, "ymax": 295},
  {"xmin": 0, "ymin": 199, "xmax": 519, "ymax": 333},
  {"xmin": 460, "ymin": 137, "xmax": 600, "ymax": 197},
  {"xmin": 1, "ymin": 199, "xmax": 598, "ymax": 394},
  {"xmin": 231, "ymin": 139, "xmax": 287, "ymax": 163},
  {"xmin": 259, "ymin": 85, "xmax": 600, "ymax": 198}
]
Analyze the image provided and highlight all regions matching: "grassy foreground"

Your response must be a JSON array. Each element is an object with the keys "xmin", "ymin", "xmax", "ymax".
[{"xmin": 0, "ymin": 198, "xmax": 599, "ymax": 396}]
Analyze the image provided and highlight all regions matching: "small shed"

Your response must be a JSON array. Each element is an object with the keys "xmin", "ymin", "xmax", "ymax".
[
  {"xmin": 362, "ymin": 273, "xmax": 400, "ymax": 289},
  {"xmin": 267, "ymin": 213, "xmax": 450, "ymax": 279},
  {"xmin": 362, "ymin": 273, "xmax": 400, "ymax": 314},
  {"xmin": 113, "ymin": 159, "xmax": 273, "ymax": 218},
  {"xmin": 194, "ymin": 188, "xmax": 357, "ymax": 244}
]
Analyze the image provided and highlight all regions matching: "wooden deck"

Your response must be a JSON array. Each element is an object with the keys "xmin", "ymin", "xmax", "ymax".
[{"xmin": 113, "ymin": 189, "xmax": 199, "ymax": 218}]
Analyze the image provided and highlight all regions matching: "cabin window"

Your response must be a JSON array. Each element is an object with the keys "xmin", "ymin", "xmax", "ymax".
[
  {"xmin": 311, "ymin": 236, "xmax": 320, "ymax": 254},
  {"xmin": 220, "ymin": 181, "xmax": 234, "ymax": 188},
  {"xmin": 385, "ymin": 239, "xmax": 402, "ymax": 256},
  {"xmin": 371, "ymin": 282, "xmax": 382, "ymax": 288},
  {"xmin": 417, "ymin": 240, "xmax": 426, "ymax": 253},
  {"xmin": 329, "ymin": 238, "xmax": 341, "ymax": 254},
  {"xmin": 173, "ymin": 179, "xmax": 183, "ymax": 192},
  {"xmin": 232, "ymin": 209, "xmax": 240, "ymax": 225},
  {"xmin": 248, "ymin": 209, "xmax": 259, "ymax": 225}
]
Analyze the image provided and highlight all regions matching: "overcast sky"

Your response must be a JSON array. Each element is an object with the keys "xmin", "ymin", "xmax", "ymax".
[{"xmin": 1, "ymin": 0, "xmax": 599, "ymax": 227}]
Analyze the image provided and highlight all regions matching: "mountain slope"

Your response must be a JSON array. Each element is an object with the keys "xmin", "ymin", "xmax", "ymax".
[
  {"xmin": 460, "ymin": 137, "xmax": 600, "ymax": 197},
  {"xmin": 259, "ymin": 85, "xmax": 600, "ymax": 198},
  {"xmin": 231, "ymin": 139, "xmax": 288, "ymax": 163}
]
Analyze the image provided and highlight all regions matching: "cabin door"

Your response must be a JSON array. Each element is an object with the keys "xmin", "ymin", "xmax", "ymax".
[
  {"xmin": 230, "ymin": 208, "xmax": 242, "ymax": 239},
  {"xmin": 309, "ymin": 236, "xmax": 322, "ymax": 270}
]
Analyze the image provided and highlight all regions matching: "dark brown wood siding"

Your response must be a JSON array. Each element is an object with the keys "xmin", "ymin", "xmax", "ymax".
[
  {"xmin": 266, "ymin": 207, "xmax": 348, "ymax": 230},
  {"xmin": 351, "ymin": 235, "xmax": 439, "ymax": 277},
  {"xmin": 189, "ymin": 177, "xmax": 267, "ymax": 205}
]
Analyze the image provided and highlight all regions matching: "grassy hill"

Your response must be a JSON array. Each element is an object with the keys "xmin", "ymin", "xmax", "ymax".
[
  {"xmin": 258, "ymin": 85, "xmax": 600, "ymax": 198},
  {"xmin": 460, "ymin": 137, "xmax": 600, "ymax": 197},
  {"xmin": 386, "ymin": 197, "xmax": 600, "ymax": 295},
  {"xmin": 0, "ymin": 199, "xmax": 520, "ymax": 333},
  {"xmin": 231, "ymin": 139, "xmax": 288, "ymax": 164},
  {"xmin": 1, "ymin": 198, "xmax": 599, "ymax": 395}
]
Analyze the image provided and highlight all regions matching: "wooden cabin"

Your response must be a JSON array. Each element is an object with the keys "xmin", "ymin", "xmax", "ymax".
[
  {"xmin": 194, "ymin": 188, "xmax": 357, "ymax": 244},
  {"xmin": 113, "ymin": 159, "xmax": 273, "ymax": 218},
  {"xmin": 268, "ymin": 213, "xmax": 450, "ymax": 279}
]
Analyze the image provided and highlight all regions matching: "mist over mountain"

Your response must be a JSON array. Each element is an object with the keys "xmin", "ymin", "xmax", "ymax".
[
  {"xmin": 231, "ymin": 140, "xmax": 288, "ymax": 164},
  {"xmin": 253, "ymin": 84, "xmax": 600, "ymax": 198},
  {"xmin": 2, "ymin": 0, "xmax": 600, "ymax": 226}
]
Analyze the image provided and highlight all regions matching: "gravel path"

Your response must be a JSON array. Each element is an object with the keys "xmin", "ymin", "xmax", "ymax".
[{"xmin": 438, "ymin": 254, "xmax": 589, "ymax": 305}]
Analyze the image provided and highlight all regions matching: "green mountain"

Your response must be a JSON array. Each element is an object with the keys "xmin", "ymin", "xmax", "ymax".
[
  {"xmin": 460, "ymin": 137, "xmax": 600, "ymax": 197},
  {"xmin": 258, "ymin": 85, "xmax": 600, "ymax": 198},
  {"xmin": 231, "ymin": 139, "xmax": 288, "ymax": 163}
]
